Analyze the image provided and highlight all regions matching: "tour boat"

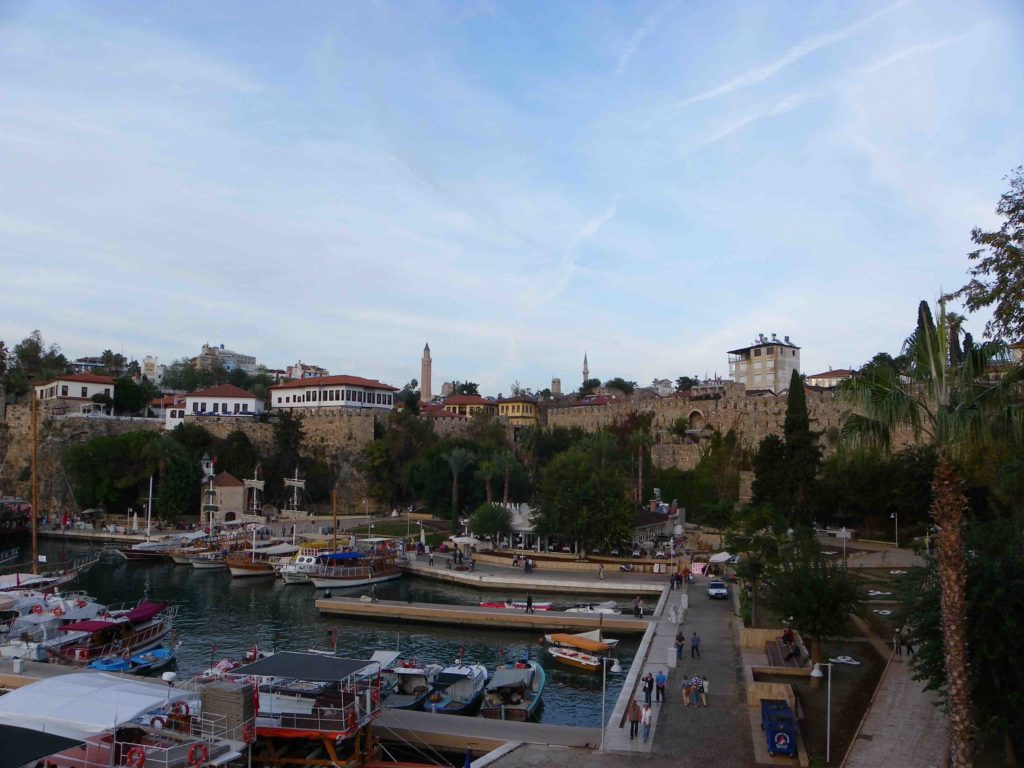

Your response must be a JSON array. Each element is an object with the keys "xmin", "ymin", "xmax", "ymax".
[
  {"xmin": 279, "ymin": 545, "xmax": 334, "ymax": 584},
  {"xmin": 480, "ymin": 659, "xmax": 545, "ymax": 721},
  {"xmin": 544, "ymin": 629, "xmax": 620, "ymax": 652},
  {"xmin": 188, "ymin": 551, "xmax": 228, "ymax": 570},
  {"xmin": 87, "ymin": 643, "xmax": 178, "ymax": 674},
  {"xmin": 422, "ymin": 662, "xmax": 488, "ymax": 716},
  {"xmin": 385, "ymin": 659, "xmax": 445, "ymax": 711},
  {"xmin": 564, "ymin": 600, "xmax": 620, "ymax": 615},
  {"xmin": 226, "ymin": 543, "xmax": 298, "ymax": 578},
  {"xmin": 0, "ymin": 590, "xmax": 104, "ymax": 657},
  {"xmin": 39, "ymin": 599, "xmax": 177, "ymax": 665},
  {"xmin": 479, "ymin": 599, "xmax": 552, "ymax": 611},
  {"xmin": 308, "ymin": 543, "xmax": 403, "ymax": 589}
]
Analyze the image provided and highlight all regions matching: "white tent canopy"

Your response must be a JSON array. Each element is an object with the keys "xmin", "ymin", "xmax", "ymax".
[
  {"xmin": 708, "ymin": 551, "xmax": 733, "ymax": 563},
  {"xmin": 0, "ymin": 673, "xmax": 191, "ymax": 740},
  {"xmin": 450, "ymin": 536, "xmax": 481, "ymax": 546}
]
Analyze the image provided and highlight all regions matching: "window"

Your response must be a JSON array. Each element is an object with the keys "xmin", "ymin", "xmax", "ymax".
[
  {"xmin": 104, "ymin": 388, "xmax": 110, "ymax": 397},
  {"xmin": 754, "ymin": 348, "xmax": 762, "ymax": 357},
  {"xmin": 213, "ymin": 403, "xmax": 219, "ymax": 413},
  {"xmin": 242, "ymin": 404, "xmax": 248, "ymax": 413},
  {"xmin": 202, "ymin": 402, "xmax": 207, "ymax": 412},
  {"xmin": 234, "ymin": 403, "xmax": 240, "ymax": 414},
  {"xmin": 223, "ymin": 402, "xmax": 229, "ymax": 412},
  {"xmin": 193, "ymin": 402, "xmax": 200, "ymax": 413},
  {"xmin": 753, "ymin": 361, "xmax": 762, "ymax": 370},
  {"xmin": 765, "ymin": 346, "xmax": 773, "ymax": 354},
  {"xmin": 277, "ymin": 397, "xmax": 282, "ymax": 403},
  {"xmin": 792, "ymin": 350, "xmax": 796, "ymax": 357},
  {"xmin": 753, "ymin": 374, "xmax": 763, "ymax": 383}
]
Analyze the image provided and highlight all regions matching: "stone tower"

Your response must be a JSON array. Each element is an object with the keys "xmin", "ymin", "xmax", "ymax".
[
  {"xmin": 420, "ymin": 343, "xmax": 432, "ymax": 403},
  {"xmin": 582, "ymin": 352, "xmax": 589, "ymax": 384},
  {"xmin": 551, "ymin": 377, "xmax": 561, "ymax": 397}
]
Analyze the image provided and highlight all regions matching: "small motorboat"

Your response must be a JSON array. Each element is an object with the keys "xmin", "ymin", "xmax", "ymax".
[
  {"xmin": 547, "ymin": 646, "xmax": 605, "ymax": 672},
  {"xmin": 479, "ymin": 599, "xmax": 552, "ymax": 611},
  {"xmin": 481, "ymin": 659, "xmax": 545, "ymax": 721},
  {"xmin": 564, "ymin": 601, "xmax": 620, "ymax": 615},
  {"xmin": 386, "ymin": 659, "xmax": 444, "ymax": 710},
  {"xmin": 544, "ymin": 629, "xmax": 619, "ymax": 652},
  {"xmin": 87, "ymin": 643, "xmax": 178, "ymax": 674},
  {"xmin": 422, "ymin": 662, "xmax": 488, "ymax": 716}
]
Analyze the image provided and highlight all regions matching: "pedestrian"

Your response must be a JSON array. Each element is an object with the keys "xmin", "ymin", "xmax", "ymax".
[
  {"xmin": 370, "ymin": 584, "xmax": 378, "ymax": 603},
  {"xmin": 429, "ymin": 552, "xmax": 434, "ymax": 567},
  {"xmin": 642, "ymin": 672, "xmax": 654, "ymax": 705},
  {"xmin": 634, "ymin": 596, "xmax": 642, "ymax": 618},
  {"xmin": 902, "ymin": 624, "xmax": 915, "ymax": 656},
  {"xmin": 675, "ymin": 629, "xmax": 686, "ymax": 661},
  {"xmin": 598, "ymin": 564, "xmax": 605, "ymax": 581},
  {"xmin": 688, "ymin": 676, "xmax": 702, "ymax": 707},
  {"xmin": 669, "ymin": 573, "xmax": 675, "ymax": 591},
  {"xmin": 628, "ymin": 700, "xmax": 641, "ymax": 739},
  {"xmin": 655, "ymin": 669, "xmax": 667, "ymax": 703},
  {"xmin": 893, "ymin": 627, "xmax": 903, "ymax": 656},
  {"xmin": 691, "ymin": 631, "xmax": 701, "ymax": 658},
  {"xmin": 641, "ymin": 703, "xmax": 652, "ymax": 742},
  {"xmin": 525, "ymin": 594, "xmax": 535, "ymax": 614},
  {"xmin": 681, "ymin": 679, "xmax": 693, "ymax": 707},
  {"xmin": 638, "ymin": 598, "xmax": 645, "ymax": 617},
  {"xmin": 699, "ymin": 676, "xmax": 709, "ymax": 707}
]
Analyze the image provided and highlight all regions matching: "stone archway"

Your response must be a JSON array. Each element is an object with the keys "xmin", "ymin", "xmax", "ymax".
[{"xmin": 688, "ymin": 409, "xmax": 705, "ymax": 430}]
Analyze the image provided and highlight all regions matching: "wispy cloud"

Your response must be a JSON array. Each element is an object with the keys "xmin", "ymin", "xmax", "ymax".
[
  {"xmin": 678, "ymin": 0, "xmax": 912, "ymax": 106},
  {"xmin": 615, "ymin": 3, "xmax": 673, "ymax": 79}
]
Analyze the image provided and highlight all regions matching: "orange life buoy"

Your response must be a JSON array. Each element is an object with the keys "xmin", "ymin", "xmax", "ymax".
[
  {"xmin": 31, "ymin": 605, "xmax": 43, "ymax": 615},
  {"xmin": 149, "ymin": 715, "xmax": 166, "ymax": 729},
  {"xmin": 242, "ymin": 722, "xmax": 255, "ymax": 744},
  {"xmin": 53, "ymin": 606, "xmax": 65, "ymax": 617},
  {"xmin": 77, "ymin": 599, "xmax": 87, "ymax": 608},
  {"xmin": 125, "ymin": 745, "xmax": 146, "ymax": 768},
  {"xmin": 187, "ymin": 743, "xmax": 208, "ymax": 767},
  {"xmin": 171, "ymin": 701, "xmax": 190, "ymax": 718}
]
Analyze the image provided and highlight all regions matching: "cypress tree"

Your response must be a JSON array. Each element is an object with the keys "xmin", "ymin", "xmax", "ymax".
[{"xmin": 783, "ymin": 368, "xmax": 820, "ymax": 525}]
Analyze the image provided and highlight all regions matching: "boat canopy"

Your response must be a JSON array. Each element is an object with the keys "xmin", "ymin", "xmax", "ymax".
[
  {"xmin": 0, "ymin": 724, "xmax": 85, "ymax": 768},
  {"xmin": 233, "ymin": 651, "xmax": 375, "ymax": 682},
  {"xmin": 488, "ymin": 666, "xmax": 533, "ymax": 689},
  {"xmin": 0, "ymin": 673, "xmax": 191, "ymax": 740},
  {"xmin": 318, "ymin": 551, "xmax": 362, "ymax": 562},
  {"xmin": 244, "ymin": 543, "xmax": 300, "ymax": 556},
  {"xmin": 435, "ymin": 670, "xmax": 474, "ymax": 685},
  {"xmin": 369, "ymin": 650, "xmax": 401, "ymax": 667},
  {"xmin": 547, "ymin": 633, "xmax": 611, "ymax": 652},
  {"xmin": 60, "ymin": 619, "xmax": 117, "ymax": 632},
  {"xmin": 120, "ymin": 600, "xmax": 167, "ymax": 623}
]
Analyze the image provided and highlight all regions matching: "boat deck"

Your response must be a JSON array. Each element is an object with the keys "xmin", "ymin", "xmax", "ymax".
[{"xmin": 315, "ymin": 597, "xmax": 650, "ymax": 633}]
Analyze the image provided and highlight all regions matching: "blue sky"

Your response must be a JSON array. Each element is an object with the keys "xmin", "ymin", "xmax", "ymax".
[{"xmin": 1, "ymin": 0, "xmax": 1021, "ymax": 394}]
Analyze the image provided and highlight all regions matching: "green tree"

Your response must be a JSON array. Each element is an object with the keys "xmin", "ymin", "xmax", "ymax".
[
  {"xmin": 266, "ymin": 411, "xmax": 305, "ymax": 502},
  {"xmin": 782, "ymin": 369, "xmax": 821, "ymax": 524},
  {"xmin": 764, "ymin": 535, "xmax": 861, "ymax": 662},
  {"xmin": 726, "ymin": 504, "xmax": 785, "ymax": 626},
  {"xmin": 475, "ymin": 458, "xmax": 496, "ymax": 503},
  {"xmin": 839, "ymin": 300, "xmax": 1024, "ymax": 768},
  {"xmin": 579, "ymin": 378, "xmax": 601, "ymax": 397},
  {"xmin": 675, "ymin": 375, "xmax": 699, "ymax": 392},
  {"xmin": 470, "ymin": 502, "xmax": 512, "ymax": 545},
  {"xmin": 99, "ymin": 350, "xmax": 127, "ymax": 376},
  {"xmin": 112, "ymin": 376, "xmax": 158, "ymax": 415},
  {"xmin": 442, "ymin": 447, "xmax": 474, "ymax": 531},
  {"xmin": 604, "ymin": 377, "xmax": 636, "ymax": 395},
  {"xmin": 395, "ymin": 379, "xmax": 420, "ymax": 412},
  {"xmin": 493, "ymin": 450, "xmax": 517, "ymax": 505},
  {"xmin": 534, "ymin": 446, "xmax": 632, "ymax": 555},
  {"xmin": 630, "ymin": 427, "xmax": 654, "ymax": 502},
  {"xmin": 947, "ymin": 167, "xmax": 1024, "ymax": 340},
  {"xmin": 3, "ymin": 330, "xmax": 68, "ymax": 396},
  {"xmin": 453, "ymin": 381, "xmax": 480, "ymax": 396}
]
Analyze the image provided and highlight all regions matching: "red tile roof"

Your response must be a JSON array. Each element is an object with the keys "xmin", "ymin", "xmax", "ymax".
[
  {"xmin": 807, "ymin": 369, "xmax": 855, "ymax": 379},
  {"xmin": 214, "ymin": 472, "xmax": 243, "ymax": 488},
  {"xmin": 150, "ymin": 395, "xmax": 186, "ymax": 407},
  {"xmin": 270, "ymin": 374, "xmax": 397, "ymax": 392},
  {"xmin": 35, "ymin": 372, "xmax": 116, "ymax": 387},
  {"xmin": 187, "ymin": 384, "xmax": 259, "ymax": 399}
]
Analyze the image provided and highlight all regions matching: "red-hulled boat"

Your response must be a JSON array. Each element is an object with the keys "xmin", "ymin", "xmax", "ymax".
[{"xmin": 43, "ymin": 599, "xmax": 176, "ymax": 665}]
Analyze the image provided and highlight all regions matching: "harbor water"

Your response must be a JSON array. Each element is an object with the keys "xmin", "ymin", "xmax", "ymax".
[{"xmin": 41, "ymin": 541, "xmax": 637, "ymax": 727}]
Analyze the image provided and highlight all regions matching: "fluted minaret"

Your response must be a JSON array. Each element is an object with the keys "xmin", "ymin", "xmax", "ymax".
[
  {"xmin": 420, "ymin": 343, "xmax": 432, "ymax": 403},
  {"xmin": 583, "ymin": 352, "xmax": 589, "ymax": 384}
]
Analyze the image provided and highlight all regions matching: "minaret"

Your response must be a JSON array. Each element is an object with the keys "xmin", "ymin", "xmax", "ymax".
[
  {"xmin": 583, "ymin": 352, "xmax": 589, "ymax": 384},
  {"xmin": 420, "ymin": 343, "xmax": 432, "ymax": 403}
]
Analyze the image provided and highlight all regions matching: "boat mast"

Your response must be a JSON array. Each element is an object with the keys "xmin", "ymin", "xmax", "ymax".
[
  {"xmin": 146, "ymin": 475, "xmax": 154, "ymax": 542},
  {"xmin": 332, "ymin": 488, "xmax": 338, "ymax": 550},
  {"xmin": 243, "ymin": 466, "xmax": 264, "ymax": 564},
  {"xmin": 31, "ymin": 394, "xmax": 39, "ymax": 575}
]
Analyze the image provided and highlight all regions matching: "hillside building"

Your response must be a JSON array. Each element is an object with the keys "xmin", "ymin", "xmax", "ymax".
[
  {"xmin": 727, "ymin": 333, "xmax": 800, "ymax": 393},
  {"xmin": 185, "ymin": 384, "xmax": 264, "ymax": 416},
  {"xmin": 806, "ymin": 368, "xmax": 855, "ymax": 389},
  {"xmin": 34, "ymin": 373, "xmax": 115, "ymax": 413},
  {"xmin": 196, "ymin": 343, "xmax": 257, "ymax": 374},
  {"xmin": 269, "ymin": 374, "xmax": 397, "ymax": 410}
]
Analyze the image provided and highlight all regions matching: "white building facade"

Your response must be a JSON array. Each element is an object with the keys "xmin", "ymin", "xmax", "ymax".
[
  {"xmin": 727, "ymin": 333, "xmax": 801, "ymax": 393},
  {"xmin": 269, "ymin": 375, "xmax": 397, "ymax": 410},
  {"xmin": 185, "ymin": 384, "xmax": 265, "ymax": 417},
  {"xmin": 34, "ymin": 374, "xmax": 115, "ymax": 413}
]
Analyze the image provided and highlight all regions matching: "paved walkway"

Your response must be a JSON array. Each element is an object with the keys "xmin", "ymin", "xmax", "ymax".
[
  {"xmin": 844, "ymin": 654, "xmax": 947, "ymax": 768},
  {"xmin": 651, "ymin": 580, "xmax": 755, "ymax": 768}
]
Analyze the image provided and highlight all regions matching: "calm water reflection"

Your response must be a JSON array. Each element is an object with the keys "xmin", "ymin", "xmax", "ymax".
[{"xmin": 43, "ymin": 541, "xmax": 636, "ymax": 727}]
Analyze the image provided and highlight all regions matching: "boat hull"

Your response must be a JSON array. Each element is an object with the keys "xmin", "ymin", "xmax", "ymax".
[
  {"xmin": 310, "ymin": 570, "xmax": 402, "ymax": 589},
  {"xmin": 423, "ymin": 691, "xmax": 484, "ymax": 716},
  {"xmin": 548, "ymin": 647, "xmax": 602, "ymax": 672},
  {"xmin": 228, "ymin": 564, "xmax": 276, "ymax": 578}
]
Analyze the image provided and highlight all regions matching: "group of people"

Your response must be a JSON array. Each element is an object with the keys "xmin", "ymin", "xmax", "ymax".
[
  {"xmin": 667, "ymin": 568, "xmax": 693, "ymax": 590},
  {"xmin": 781, "ymin": 627, "xmax": 802, "ymax": 662},
  {"xmin": 633, "ymin": 596, "xmax": 646, "ymax": 617},
  {"xmin": 682, "ymin": 675, "xmax": 710, "ymax": 707},
  {"xmin": 674, "ymin": 629, "xmax": 701, "ymax": 659},
  {"xmin": 626, "ymin": 700, "xmax": 654, "ymax": 742},
  {"xmin": 893, "ymin": 625, "xmax": 915, "ymax": 656},
  {"xmin": 444, "ymin": 548, "xmax": 474, "ymax": 570},
  {"xmin": 511, "ymin": 554, "xmax": 536, "ymax": 573}
]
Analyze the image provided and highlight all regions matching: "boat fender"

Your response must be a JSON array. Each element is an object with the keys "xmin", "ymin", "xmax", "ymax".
[
  {"xmin": 149, "ymin": 716, "xmax": 166, "ymax": 729},
  {"xmin": 428, "ymin": 692, "xmax": 442, "ymax": 703},
  {"xmin": 53, "ymin": 607, "xmax": 64, "ymax": 617},
  {"xmin": 77, "ymin": 599, "xmax": 87, "ymax": 608},
  {"xmin": 347, "ymin": 710, "xmax": 357, "ymax": 730},
  {"xmin": 242, "ymin": 722, "xmax": 255, "ymax": 744},
  {"xmin": 187, "ymin": 743, "xmax": 208, "ymax": 767},
  {"xmin": 31, "ymin": 605, "xmax": 43, "ymax": 615},
  {"xmin": 371, "ymin": 689, "xmax": 380, "ymax": 705},
  {"xmin": 171, "ymin": 701, "xmax": 190, "ymax": 718},
  {"xmin": 126, "ymin": 746, "xmax": 146, "ymax": 768}
]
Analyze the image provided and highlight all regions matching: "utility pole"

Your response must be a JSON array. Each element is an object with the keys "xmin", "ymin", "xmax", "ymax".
[{"xmin": 31, "ymin": 395, "xmax": 40, "ymax": 575}]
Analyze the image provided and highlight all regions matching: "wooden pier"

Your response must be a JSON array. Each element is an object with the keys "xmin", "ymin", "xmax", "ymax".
[
  {"xmin": 315, "ymin": 597, "xmax": 650, "ymax": 633},
  {"xmin": 373, "ymin": 708, "xmax": 601, "ymax": 753}
]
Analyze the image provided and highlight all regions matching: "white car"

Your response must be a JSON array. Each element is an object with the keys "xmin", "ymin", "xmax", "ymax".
[{"xmin": 707, "ymin": 580, "xmax": 729, "ymax": 599}]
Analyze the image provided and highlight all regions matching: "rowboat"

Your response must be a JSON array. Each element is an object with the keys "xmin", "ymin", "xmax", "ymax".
[
  {"xmin": 87, "ymin": 643, "xmax": 178, "ymax": 674},
  {"xmin": 479, "ymin": 600, "xmax": 552, "ymax": 610},
  {"xmin": 422, "ymin": 662, "xmax": 488, "ymax": 716},
  {"xmin": 547, "ymin": 646, "xmax": 603, "ymax": 672},
  {"xmin": 544, "ymin": 629, "xmax": 619, "ymax": 652},
  {"xmin": 481, "ymin": 659, "xmax": 545, "ymax": 721}
]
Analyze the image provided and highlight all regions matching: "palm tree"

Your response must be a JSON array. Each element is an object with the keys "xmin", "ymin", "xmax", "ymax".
[
  {"xmin": 476, "ymin": 458, "xmax": 496, "ymax": 503},
  {"xmin": 839, "ymin": 301, "xmax": 1024, "ymax": 768},
  {"xmin": 493, "ymin": 451, "xmax": 516, "ymax": 505},
  {"xmin": 443, "ymin": 448, "xmax": 473, "ymax": 532},
  {"xmin": 630, "ymin": 428, "xmax": 654, "ymax": 503}
]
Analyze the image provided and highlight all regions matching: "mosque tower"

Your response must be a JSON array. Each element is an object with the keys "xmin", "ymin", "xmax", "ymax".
[
  {"xmin": 420, "ymin": 343, "xmax": 432, "ymax": 403},
  {"xmin": 583, "ymin": 352, "xmax": 589, "ymax": 385}
]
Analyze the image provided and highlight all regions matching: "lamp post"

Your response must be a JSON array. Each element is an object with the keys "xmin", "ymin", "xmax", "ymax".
[
  {"xmin": 810, "ymin": 663, "xmax": 832, "ymax": 763},
  {"xmin": 599, "ymin": 655, "xmax": 622, "ymax": 752},
  {"xmin": 890, "ymin": 511, "xmax": 899, "ymax": 548}
]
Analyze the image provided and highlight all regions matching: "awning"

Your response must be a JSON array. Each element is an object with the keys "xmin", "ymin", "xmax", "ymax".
[
  {"xmin": 488, "ymin": 667, "xmax": 532, "ymax": 689},
  {"xmin": 708, "ymin": 551, "xmax": 733, "ymax": 563},
  {"xmin": 60, "ymin": 619, "xmax": 117, "ymax": 632},
  {"xmin": 0, "ymin": 673, "xmax": 191, "ymax": 740},
  {"xmin": 244, "ymin": 544, "xmax": 299, "ymax": 556},
  {"xmin": 232, "ymin": 651, "xmax": 373, "ymax": 681},
  {"xmin": 318, "ymin": 551, "xmax": 362, "ymax": 562},
  {"xmin": 120, "ymin": 600, "xmax": 167, "ymax": 623},
  {"xmin": 449, "ymin": 536, "xmax": 481, "ymax": 546},
  {"xmin": 0, "ymin": 724, "xmax": 85, "ymax": 768},
  {"xmin": 435, "ymin": 670, "xmax": 473, "ymax": 685}
]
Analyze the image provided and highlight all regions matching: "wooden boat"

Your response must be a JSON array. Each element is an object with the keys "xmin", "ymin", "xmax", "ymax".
[
  {"xmin": 188, "ymin": 551, "xmax": 228, "ymax": 570},
  {"xmin": 308, "ymin": 543, "xmax": 403, "ymax": 589},
  {"xmin": 40, "ymin": 599, "xmax": 176, "ymax": 665},
  {"xmin": 479, "ymin": 599, "xmax": 552, "ymax": 610},
  {"xmin": 226, "ymin": 543, "xmax": 298, "ymax": 577},
  {"xmin": 422, "ymin": 662, "xmax": 488, "ymax": 716},
  {"xmin": 481, "ymin": 659, "xmax": 545, "ymax": 721},
  {"xmin": 87, "ymin": 643, "xmax": 178, "ymax": 674},
  {"xmin": 385, "ymin": 659, "xmax": 444, "ymax": 710},
  {"xmin": 547, "ymin": 646, "xmax": 604, "ymax": 672},
  {"xmin": 544, "ymin": 629, "xmax": 619, "ymax": 652}
]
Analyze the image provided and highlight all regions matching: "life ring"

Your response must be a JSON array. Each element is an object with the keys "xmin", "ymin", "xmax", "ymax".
[
  {"xmin": 187, "ymin": 743, "xmax": 208, "ymax": 767},
  {"xmin": 77, "ymin": 599, "xmax": 87, "ymax": 608},
  {"xmin": 346, "ymin": 710, "xmax": 357, "ymax": 729},
  {"xmin": 53, "ymin": 607, "xmax": 65, "ymax": 617},
  {"xmin": 125, "ymin": 746, "xmax": 146, "ymax": 768},
  {"xmin": 371, "ymin": 689, "xmax": 380, "ymax": 705},
  {"xmin": 31, "ymin": 605, "xmax": 43, "ymax": 615},
  {"xmin": 171, "ymin": 701, "xmax": 190, "ymax": 718},
  {"xmin": 428, "ymin": 692, "xmax": 442, "ymax": 703},
  {"xmin": 241, "ymin": 722, "xmax": 255, "ymax": 744},
  {"xmin": 149, "ymin": 715, "xmax": 166, "ymax": 729}
]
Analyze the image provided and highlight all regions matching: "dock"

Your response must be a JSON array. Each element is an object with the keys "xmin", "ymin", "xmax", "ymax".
[
  {"xmin": 402, "ymin": 559, "xmax": 665, "ymax": 595},
  {"xmin": 373, "ymin": 709, "xmax": 600, "ymax": 753},
  {"xmin": 315, "ymin": 597, "xmax": 650, "ymax": 633}
]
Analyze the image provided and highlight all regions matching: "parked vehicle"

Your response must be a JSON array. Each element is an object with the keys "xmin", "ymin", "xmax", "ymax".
[{"xmin": 707, "ymin": 580, "xmax": 729, "ymax": 599}]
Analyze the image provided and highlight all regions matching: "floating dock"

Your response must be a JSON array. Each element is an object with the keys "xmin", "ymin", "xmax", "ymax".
[
  {"xmin": 315, "ymin": 597, "xmax": 650, "ymax": 633},
  {"xmin": 402, "ymin": 559, "xmax": 665, "ymax": 595},
  {"xmin": 373, "ymin": 708, "xmax": 601, "ymax": 753}
]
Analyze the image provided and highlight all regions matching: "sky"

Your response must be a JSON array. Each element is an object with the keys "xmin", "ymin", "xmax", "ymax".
[{"xmin": 1, "ymin": 0, "xmax": 1022, "ymax": 395}]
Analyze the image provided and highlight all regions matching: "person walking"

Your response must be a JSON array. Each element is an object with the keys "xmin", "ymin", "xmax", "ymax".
[
  {"xmin": 428, "ymin": 552, "xmax": 434, "ymax": 567},
  {"xmin": 688, "ymin": 676, "xmax": 702, "ymax": 707},
  {"xmin": 691, "ymin": 631, "xmax": 701, "ymax": 658},
  {"xmin": 598, "ymin": 564, "xmax": 605, "ymax": 581},
  {"xmin": 902, "ymin": 624, "xmax": 915, "ymax": 655},
  {"xmin": 675, "ymin": 629, "xmax": 686, "ymax": 661},
  {"xmin": 699, "ymin": 676, "xmax": 709, "ymax": 707},
  {"xmin": 682, "ymin": 678, "xmax": 693, "ymax": 707},
  {"xmin": 669, "ymin": 573, "xmax": 675, "ymax": 591},
  {"xmin": 525, "ymin": 594, "xmax": 535, "ymax": 614},
  {"xmin": 633, "ymin": 596, "xmax": 642, "ymax": 617},
  {"xmin": 893, "ymin": 627, "xmax": 903, "ymax": 656},
  {"xmin": 628, "ymin": 700, "xmax": 641, "ymax": 739},
  {"xmin": 655, "ymin": 669, "xmax": 667, "ymax": 703},
  {"xmin": 641, "ymin": 703, "xmax": 652, "ymax": 742},
  {"xmin": 642, "ymin": 672, "xmax": 654, "ymax": 706}
]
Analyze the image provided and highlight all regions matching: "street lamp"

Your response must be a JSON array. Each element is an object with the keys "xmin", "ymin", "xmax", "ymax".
[
  {"xmin": 599, "ymin": 655, "xmax": 621, "ymax": 752},
  {"xmin": 890, "ymin": 511, "xmax": 899, "ymax": 548},
  {"xmin": 810, "ymin": 662, "xmax": 832, "ymax": 764}
]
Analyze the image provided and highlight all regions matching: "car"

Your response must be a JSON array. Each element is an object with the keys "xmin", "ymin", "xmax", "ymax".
[{"xmin": 707, "ymin": 580, "xmax": 729, "ymax": 599}]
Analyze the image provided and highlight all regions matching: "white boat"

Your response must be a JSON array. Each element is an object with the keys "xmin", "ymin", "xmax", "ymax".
[
  {"xmin": 564, "ymin": 601, "xmax": 620, "ymax": 615},
  {"xmin": 0, "ymin": 591, "xmax": 104, "ymax": 657},
  {"xmin": 422, "ymin": 662, "xmax": 488, "ymax": 716},
  {"xmin": 543, "ymin": 628, "xmax": 620, "ymax": 651},
  {"xmin": 386, "ymin": 659, "xmax": 445, "ymax": 710},
  {"xmin": 309, "ymin": 543, "xmax": 402, "ymax": 589}
]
